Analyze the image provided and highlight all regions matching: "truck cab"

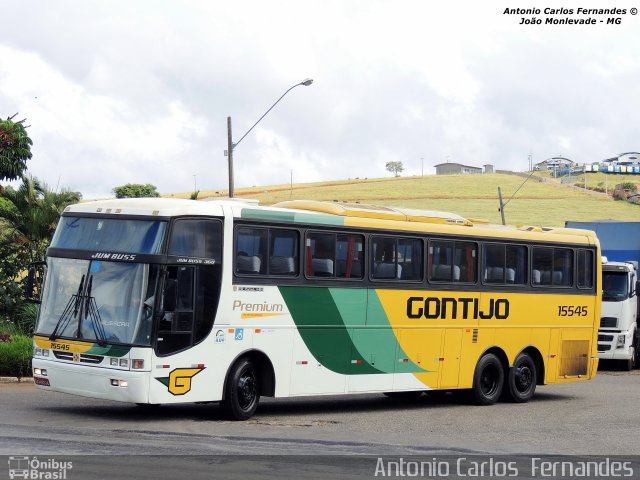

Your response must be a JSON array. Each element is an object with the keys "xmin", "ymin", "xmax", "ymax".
[{"xmin": 599, "ymin": 259, "xmax": 639, "ymax": 370}]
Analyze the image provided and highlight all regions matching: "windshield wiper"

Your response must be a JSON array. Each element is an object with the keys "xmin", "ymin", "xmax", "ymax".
[
  {"xmin": 49, "ymin": 274, "xmax": 107, "ymax": 346},
  {"xmin": 84, "ymin": 275, "xmax": 107, "ymax": 346},
  {"xmin": 50, "ymin": 275, "xmax": 85, "ymax": 342}
]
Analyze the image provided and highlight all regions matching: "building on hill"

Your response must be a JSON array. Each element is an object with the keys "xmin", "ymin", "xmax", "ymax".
[
  {"xmin": 534, "ymin": 157, "xmax": 575, "ymax": 171},
  {"xmin": 435, "ymin": 162, "xmax": 486, "ymax": 175},
  {"xmin": 587, "ymin": 152, "xmax": 640, "ymax": 174}
]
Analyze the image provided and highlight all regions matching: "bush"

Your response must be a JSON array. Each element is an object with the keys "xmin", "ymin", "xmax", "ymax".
[
  {"xmin": 0, "ymin": 334, "xmax": 32, "ymax": 378},
  {"xmin": 13, "ymin": 302, "xmax": 37, "ymax": 335},
  {"xmin": 620, "ymin": 182, "xmax": 638, "ymax": 193},
  {"xmin": 0, "ymin": 318, "xmax": 20, "ymax": 335}
]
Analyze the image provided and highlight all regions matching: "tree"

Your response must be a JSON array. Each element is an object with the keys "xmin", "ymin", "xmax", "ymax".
[
  {"xmin": 113, "ymin": 183, "xmax": 160, "ymax": 198},
  {"xmin": 0, "ymin": 175, "xmax": 81, "ymax": 263},
  {"xmin": 0, "ymin": 115, "xmax": 32, "ymax": 182},
  {"xmin": 385, "ymin": 161, "xmax": 404, "ymax": 177},
  {"xmin": 0, "ymin": 175, "xmax": 81, "ymax": 327}
]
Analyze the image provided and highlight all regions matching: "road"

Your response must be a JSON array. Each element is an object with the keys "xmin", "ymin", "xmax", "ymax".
[
  {"xmin": 2, "ymin": 365, "xmax": 639, "ymax": 457},
  {"xmin": 2, "ymin": 366, "xmax": 640, "ymax": 479}
]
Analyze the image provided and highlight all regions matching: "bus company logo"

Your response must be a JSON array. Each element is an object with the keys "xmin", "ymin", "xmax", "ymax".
[
  {"xmin": 72, "ymin": 352, "xmax": 80, "ymax": 363},
  {"xmin": 232, "ymin": 300, "xmax": 284, "ymax": 313},
  {"xmin": 90, "ymin": 252, "xmax": 136, "ymax": 261},
  {"xmin": 8, "ymin": 456, "xmax": 73, "ymax": 479},
  {"xmin": 215, "ymin": 329, "xmax": 226, "ymax": 343},
  {"xmin": 406, "ymin": 296, "xmax": 510, "ymax": 320},
  {"xmin": 155, "ymin": 367, "xmax": 205, "ymax": 396}
]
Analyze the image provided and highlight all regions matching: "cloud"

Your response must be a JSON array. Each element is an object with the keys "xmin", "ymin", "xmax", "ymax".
[{"xmin": 1, "ymin": 0, "xmax": 639, "ymax": 196}]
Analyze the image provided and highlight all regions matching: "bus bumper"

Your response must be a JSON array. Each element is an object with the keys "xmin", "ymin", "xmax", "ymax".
[{"xmin": 32, "ymin": 358, "xmax": 149, "ymax": 403}]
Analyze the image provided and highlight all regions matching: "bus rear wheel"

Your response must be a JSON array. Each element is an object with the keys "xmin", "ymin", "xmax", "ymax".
[
  {"xmin": 222, "ymin": 358, "xmax": 260, "ymax": 421},
  {"xmin": 471, "ymin": 353, "xmax": 504, "ymax": 405},
  {"xmin": 505, "ymin": 352, "xmax": 537, "ymax": 403}
]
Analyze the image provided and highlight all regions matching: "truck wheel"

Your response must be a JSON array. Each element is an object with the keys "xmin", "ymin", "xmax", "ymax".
[
  {"xmin": 221, "ymin": 358, "xmax": 260, "ymax": 420},
  {"xmin": 471, "ymin": 353, "xmax": 504, "ymax": 405},
  {"xmin": 505, "ymin": 353, "xmax": 537, "ymax": 403}
]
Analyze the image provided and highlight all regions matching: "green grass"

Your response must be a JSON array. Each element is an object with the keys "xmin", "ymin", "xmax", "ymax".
[
  {"xmin": 167, "ymin": 173, "xmax": 640, "ymax": 227},
  {"xmin": 0, "ymin": 334, "xmax": 32, "ymax": 379}
]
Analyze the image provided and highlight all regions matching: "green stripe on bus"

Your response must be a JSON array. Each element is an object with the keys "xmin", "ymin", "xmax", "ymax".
[
  {"xmin": 241, "ymin": 208, "xmax": 344, "ymax": 226},
  {"xmin": 280, "ymin": 287, "xmax": 424, "ymax": 374},
  {"xmin": 279, "ymin": 287, "xmax": 381, "ymax": 375},
  {"xmin": 86, "ymin": 344, "xmax": 131, "ymax": 357},
  {"xmin": 363, "ymin": 290, "xmax": 425, "ymax": 373}
]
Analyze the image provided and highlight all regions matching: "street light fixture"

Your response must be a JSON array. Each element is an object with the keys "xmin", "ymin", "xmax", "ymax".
[{"xmin": 226, "ymin": 78, "xmax": 313, "ymax": 198}]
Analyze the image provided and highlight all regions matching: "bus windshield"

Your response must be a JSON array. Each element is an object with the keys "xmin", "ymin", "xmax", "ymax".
[
  {"xmin": 36, "ymin": 258, "xmax": 160, "ymax": 345},
  {"xmin": 51, "ymin": 216, "xmax": 166, "ymax": 254},
  {"xmin": 602, "ymin": 271, "xmax": 629, "ymax": 302}
]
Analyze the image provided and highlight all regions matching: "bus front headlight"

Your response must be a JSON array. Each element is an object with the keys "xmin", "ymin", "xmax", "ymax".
[{"xmin": 617, "ymin": 334, "xmax": 626, "ymax": 348}]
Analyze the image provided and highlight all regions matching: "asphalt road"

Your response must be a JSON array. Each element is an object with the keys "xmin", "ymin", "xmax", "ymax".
[{"xmin": 2, "ymin": 364, "xmax": 639, "ymax": 458}]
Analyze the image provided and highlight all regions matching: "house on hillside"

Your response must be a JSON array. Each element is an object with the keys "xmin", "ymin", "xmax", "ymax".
[
  {"xmin": 590, "ymin": 152, "xmax": 640, "ymax": 174},
  {"xmin": 534, "ymin": 157, "xmax": 575, "ymax": 171},
  {"xmin": 435, "ymin": 162, "xmax": 486, "ymax": 175}
]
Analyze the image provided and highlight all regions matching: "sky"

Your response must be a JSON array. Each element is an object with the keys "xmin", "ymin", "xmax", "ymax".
[{"xmin": 1, "ymin": 0, "xmax": 639, "ymax": 198}]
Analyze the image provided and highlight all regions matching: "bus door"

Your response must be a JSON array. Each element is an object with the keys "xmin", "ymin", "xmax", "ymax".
[{"xmin": 149, "ymin": 218, "xmax": 223, "ymax": 402}]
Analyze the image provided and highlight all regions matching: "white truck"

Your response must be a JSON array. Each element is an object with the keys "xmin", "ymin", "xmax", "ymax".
[{"xmin": 599, "ymin": 259, "xmax": 639, "ymax": 370}]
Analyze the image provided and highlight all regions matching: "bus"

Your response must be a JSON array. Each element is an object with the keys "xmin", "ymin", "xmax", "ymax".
[{"xmin": 31, "ymin": 198, "xmax": 601, "ymax": 420}]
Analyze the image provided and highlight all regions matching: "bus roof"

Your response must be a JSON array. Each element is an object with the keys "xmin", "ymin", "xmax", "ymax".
[{"xmin": 63, "ymin": 198, "xmax": 598, "ymax": 246}]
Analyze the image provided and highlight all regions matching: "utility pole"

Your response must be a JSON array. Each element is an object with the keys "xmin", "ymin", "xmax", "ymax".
[
  {"xmin": 225, "ymin": 78, "xmax": 313, "ymax": 199},
  {"xmin": 498, "ymin": 187, "xmax": 506, "ymax": 226},
  {"xmin": 227, "ymin": 116, "xmax": 234, "ymax": 198}
]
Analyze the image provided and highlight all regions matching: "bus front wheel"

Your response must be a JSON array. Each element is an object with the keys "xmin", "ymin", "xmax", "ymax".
[
  {"xmin": 505, "ymin": 352, "xmax": 537, "ymax": 403},
  {"xmin": 471, "ymin": 353, "xmax": 504, "ymax": 405},
  {"xmin": 222, "ymin": 358, "xmax": 260, "ymax": 421}
]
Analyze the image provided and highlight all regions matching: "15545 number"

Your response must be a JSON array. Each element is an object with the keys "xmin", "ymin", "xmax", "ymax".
[{"xmin": 558, "ymin": 306, "xmax": 588, "ymax": 317}]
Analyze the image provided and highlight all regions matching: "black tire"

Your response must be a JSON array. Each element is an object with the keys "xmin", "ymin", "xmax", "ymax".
[
  {"xmin": 505, "ymin": 352, "xmax": 537, "ymax": 403},
  {"xmin": 221, "ymin": 358, "xmax": 260, "ymax": 420},
  {"xmin": 383, "ymin": 391, "xmax": 423, "ymax": 399},
  {"xmin": 471, "ymin": 353, "xmax": 504, "ymax": 405}
]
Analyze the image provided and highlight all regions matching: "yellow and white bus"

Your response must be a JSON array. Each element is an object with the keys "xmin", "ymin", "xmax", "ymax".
[{"xmin": 31, "ymin": 198, "xmax": 600, "ymax": 420}]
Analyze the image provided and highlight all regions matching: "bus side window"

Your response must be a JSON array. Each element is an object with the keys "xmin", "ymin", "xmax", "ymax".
[
  {"xmin": 306, "ymin": 233, "xmax": 336, "ymax": 278},
  {"xmin": 533, "ymin": 247, "xmax": 572, "ymax": 287},
  {"xmin": 169, "ymin": 219, "xmax": 222, "ymax": 261},
  {"xmin": 269, "ymin": 229, "xmax": 299, "ymax": 276},
  {"xmin": 483, "ymin": 244, "xmax": 527, "ymax": 285},
  {"xmin": 430, "ymin": 240, "xmax": 477, "ymax": 283},
  {"xmin": 577, "ymin": 250, "xmax": 594, "ymax": 289},
  {"xmin": 235, "ymin": 227, "xmax": 267, "ymax": 275},
  {"xmin": 371, "ymin": 236, "xmax": 422, "ymax": 281}
]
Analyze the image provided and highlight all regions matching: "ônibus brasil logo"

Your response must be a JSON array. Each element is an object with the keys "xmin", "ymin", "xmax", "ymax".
[{"xmin": 8, "ymin": 456, "xmax": 73, "ymax": 479}]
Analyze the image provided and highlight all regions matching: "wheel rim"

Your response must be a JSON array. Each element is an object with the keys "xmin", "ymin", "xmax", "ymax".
[
  {"xmin": 514, "ymin": 364, "xmax": 533, "ymax": 393},
  {"xmin": 237, "ymin": 368, "xmax": 257, "ymax": 410},
  {"xmin": 480, "ymin": 364, "xmax": 499, "ymax": 397}
]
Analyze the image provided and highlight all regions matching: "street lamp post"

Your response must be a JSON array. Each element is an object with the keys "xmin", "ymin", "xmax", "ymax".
[{"xmin": 226, "ymin": 78, "xmax": 313, "ymax": 198}]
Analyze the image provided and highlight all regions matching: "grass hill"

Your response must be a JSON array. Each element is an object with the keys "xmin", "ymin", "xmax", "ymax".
[{"xmin": 166, "ymin": 173, "xmax": 640, "ymax": 227}]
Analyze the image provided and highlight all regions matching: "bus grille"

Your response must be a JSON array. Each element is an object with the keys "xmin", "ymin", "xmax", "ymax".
[
  {"xmin": 598, "ymin": 334, "xmax": 614, "ymax": 342},
  {"xmin": 600, "ymin": 317, "xmax": 618, "ymax": 328},
  {"xmin": 559, "ymin": 340, "xmax": 589, "ymax": 376},
  {"xmin": 598, "ymin": 344, "xmax": 611, "ymax": 352},
  {"xmin": 53, "ymin": 351, "xmax": 104, "ymax": 364}
]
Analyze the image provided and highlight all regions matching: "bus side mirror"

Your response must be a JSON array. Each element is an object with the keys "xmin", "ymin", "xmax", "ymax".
[{"xmin": 25, "ymin": 261, "xmax": 46, "ymax": 303}]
